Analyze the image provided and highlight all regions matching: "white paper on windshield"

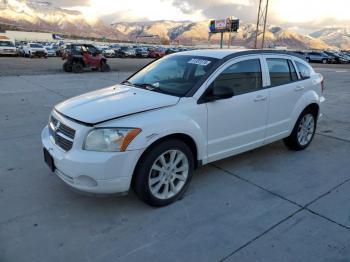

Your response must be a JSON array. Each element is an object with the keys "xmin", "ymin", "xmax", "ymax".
[{"xmin": 188, "ymin": 58, "xmax": 211, "ymax": 66}]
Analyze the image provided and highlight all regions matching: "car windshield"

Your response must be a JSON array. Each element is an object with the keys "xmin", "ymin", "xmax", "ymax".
[
  {"xmin": 30, "ymin": 44, "xmax": 43, "ymax": 48},
  {"xmin": 0, "ymin": 41, "xmax": 14, "ymax": 47},
  {"xmin": 126, "ymin": 55, "xmax": 218, "ymax": 97}
]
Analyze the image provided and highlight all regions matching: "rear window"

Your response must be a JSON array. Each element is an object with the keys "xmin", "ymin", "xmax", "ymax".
[
  {"xmin": 295, "ymin": 61, "xmax": 311, "ymax": 79},
  {"xmin": 267, "ymin": 58, "xmax": 296, "ymax": 86}
]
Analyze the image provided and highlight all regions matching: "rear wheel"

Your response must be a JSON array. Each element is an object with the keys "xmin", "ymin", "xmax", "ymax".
[
  {"xmin": 72, "ymin": 61, "xmax": 83, "ymax": 73},
  {"xmin": 134, "ymin": 139, "xmax": 194, "ymax": 206},
  {"xmin": 100, "ymin": 61, "xmax": 110, "ymax": 72},
  {"xmin": 284, "ymin": 108, "xmax": 317, "ymax": 150}
]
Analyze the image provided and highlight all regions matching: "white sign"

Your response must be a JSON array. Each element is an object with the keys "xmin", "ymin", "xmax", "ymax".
[
  {"xmin": 188, "ymin": 59, "xmax": 211, "ymax": 66},
  {"xmin": 215, "ymin": 19, "xmax": 228, "ymax": 30}
]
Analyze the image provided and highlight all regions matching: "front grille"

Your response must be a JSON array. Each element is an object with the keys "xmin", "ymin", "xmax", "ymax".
[
  {"xmin": 49, "ymin": 115, "xmax": 76, "ymax": 151},
  {"xmin": 34, "ymin": 51, "xmax": 45, "ymax": 56}
]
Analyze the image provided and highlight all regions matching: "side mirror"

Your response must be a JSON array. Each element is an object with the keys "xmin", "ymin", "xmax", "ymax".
[{"xmin": 203, "ymin": 86, "xmax": 234, "ymax": 103}]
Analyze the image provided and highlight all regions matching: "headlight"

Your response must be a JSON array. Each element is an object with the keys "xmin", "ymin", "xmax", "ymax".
[{"xmin": 84, "ymin": 128, "xmax": 141, "ymax": 152}]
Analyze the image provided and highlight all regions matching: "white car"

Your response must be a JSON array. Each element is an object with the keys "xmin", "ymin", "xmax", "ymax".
[
  {"xmin": 23, "ymin": 43, "xmax": 48, "ymax": 58},
  {"xmin": 42, "ymin": 49, "xmax": 325, "ymax": 206},
  {"xmin": 0, "ymin": 39, "xmax": 18, "ymax": 56}
]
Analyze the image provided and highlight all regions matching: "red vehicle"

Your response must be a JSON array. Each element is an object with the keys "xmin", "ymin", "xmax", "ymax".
[
  {"xmin": 62, "ymin": 44, "xmax": 110, "ymax": 73},
  {"xmin": 148, "ymin": 47, "xmax": 166, "ymax": 58}
]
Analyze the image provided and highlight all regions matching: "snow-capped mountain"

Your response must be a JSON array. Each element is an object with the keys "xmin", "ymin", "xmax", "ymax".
[
  {"xmin": 0, "ymin": 0, "xmax": 125, "ymax": 39},
  {"xmin": 0, "ymin": 0, "xmax": 345, "ymax": 50},
  {"xmin": 310, "ymin": 27, "xmax": 350, "ymax": 49},
  {"xmin": 111, "ymin": 21, "xmax": 330, "ymax": 49}
]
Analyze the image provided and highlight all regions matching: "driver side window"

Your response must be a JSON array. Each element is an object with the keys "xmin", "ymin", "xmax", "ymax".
[{"xmin": 211, "ymin": 59, "xmax": 262, "ymax": 96}]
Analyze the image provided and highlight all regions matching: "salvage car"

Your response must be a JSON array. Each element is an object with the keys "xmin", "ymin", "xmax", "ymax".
[
  {"xmin": 0, "ymin": 39, "xmax": 18, "ymax": 56},
  {"xmin": 62, "ymin": 43, "xmax": 110, "ymax": 73},
  {"xmin": 42, "ymin": 50, "xmax": 325, "ymax": 206},
  {"xmin": 22, "ymin": 43, "xmax": 48, "ymax": 58},
  {"xmin": 115, "ymin": 46, "xmax": 136, "ymax": 58}
]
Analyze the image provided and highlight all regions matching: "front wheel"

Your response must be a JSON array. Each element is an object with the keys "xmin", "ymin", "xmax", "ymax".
[
  {"xmin": 284, "ymin": 109, "xmax": 317, "ymax": 150},
  {"xmin": 134, "ymin": 139, "xmax": 194, "ymax": 206}
]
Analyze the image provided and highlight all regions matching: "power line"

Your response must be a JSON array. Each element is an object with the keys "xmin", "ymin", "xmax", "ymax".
[{"xmin": 254, "ymin": 0, "xmax": 269, "ymax": 49}]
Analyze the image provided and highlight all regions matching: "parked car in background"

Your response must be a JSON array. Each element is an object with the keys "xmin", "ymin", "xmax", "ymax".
[
  {"xmin": 116, "ymin": 46, "xmax": 136, "ymax": 58},
  {"xmin": 22, "ymin": 43, "xmax": 48, "ymax": 58},
  {"xmin": 305, "ymin": 51, "xmax": 331, "ymax": 64},
  {"xmin": 135, "ymin": 47, "xmax": 149, "ymax": 58},
  {"xmin": 45, "ymin": 47, "xmax": 57, "ymax": 57},
  {"xmin": 148, "ymin": 47, "xmax": 166, "ymax": 58},
  {"xmin": 98, "ymin": 46, "xmax": 116, "ymax": 58},
  {"xmin": 165, "ymin": 48, "xmax": 179, "ymax": 55},
  {"xmin": 0, "ymin": 39, "xmax": 18, "ymax": 56},
  {"xmin": 323, "ymin": 51, "xmax": 348, "ymax": 64},
  {"xmin": 42, "ymin": 49, "xmax": 325, "ymax": 206}
]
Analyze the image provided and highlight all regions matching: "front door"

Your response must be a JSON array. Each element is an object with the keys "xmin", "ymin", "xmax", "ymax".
[{"xmin": 205, "ymin": 56, "xmax": 269, "ymax": 162}]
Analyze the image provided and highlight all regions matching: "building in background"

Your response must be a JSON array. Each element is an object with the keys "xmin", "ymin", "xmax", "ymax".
[{"xmin": 1, "ymin": 30, "xmax": 54, "ymax": 42}]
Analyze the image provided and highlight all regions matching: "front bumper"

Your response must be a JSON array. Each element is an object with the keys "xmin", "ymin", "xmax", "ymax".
[{"xmin": 41, "ymin": 126, "xmax": 142, "ymax": 194}]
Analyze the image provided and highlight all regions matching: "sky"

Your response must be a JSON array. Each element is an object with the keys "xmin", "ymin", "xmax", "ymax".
[{"xmin": 51, "ymin": 0, "xmax": 350, "ymax": 29}]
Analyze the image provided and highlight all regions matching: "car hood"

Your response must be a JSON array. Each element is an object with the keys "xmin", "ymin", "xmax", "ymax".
[
  {"xmin": 55, "ymin": 84, "xmax": 179, "ymax": 125},
  {"xmin": 30, "ymin": 48, "xmax": 46, "ymax": 52}
]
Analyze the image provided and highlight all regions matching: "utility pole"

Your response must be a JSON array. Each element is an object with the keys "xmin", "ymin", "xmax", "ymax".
[{"xmin": 254, "ymin": 0, "xmax": 269, "ymax": 49}]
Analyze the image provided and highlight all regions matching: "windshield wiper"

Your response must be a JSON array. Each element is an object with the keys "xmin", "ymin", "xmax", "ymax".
[
  {"xmin": 121, "ymin": 80, "xmax": 134, "ymax": 86},
  {"xmin": 133, "ymin": 83, "xmax": 167, "ymax": 94}
]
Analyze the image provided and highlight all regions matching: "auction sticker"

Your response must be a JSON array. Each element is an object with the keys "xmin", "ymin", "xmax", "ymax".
[{"xmin": 188, "ymin": 58, "xmax": 211, "ymax": 66}]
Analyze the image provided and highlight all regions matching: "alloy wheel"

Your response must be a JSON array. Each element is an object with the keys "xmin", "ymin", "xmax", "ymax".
[
  {"xmin": 297, "ymin": 113, "xmax": 315, "ymax": 146},
  {"xmin": 148, "ymin": 149, "xmax": 189, "ymax": 200}
]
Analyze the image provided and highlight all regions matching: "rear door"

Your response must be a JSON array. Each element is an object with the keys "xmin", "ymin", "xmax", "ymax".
[{"xmin": 263, "ymin": 55, "xmax": 304, "ymax": 143}]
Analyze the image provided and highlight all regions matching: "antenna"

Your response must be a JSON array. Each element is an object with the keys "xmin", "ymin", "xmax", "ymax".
[{"xmin": 254, "ymin": 0, "xmax": 269, "ymax": 49}]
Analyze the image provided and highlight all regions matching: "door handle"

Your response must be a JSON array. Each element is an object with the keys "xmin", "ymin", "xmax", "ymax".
[
  {"xmin": 295, "ymin": 85, "xmax": 304, "ymax": 91},
  {"xmin": 254, "ymin": 95, "xmax": 267, "ymax": 102}
]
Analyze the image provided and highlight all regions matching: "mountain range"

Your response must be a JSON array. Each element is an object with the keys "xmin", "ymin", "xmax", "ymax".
[{"xmin": 1, "ymin": 0, "xmax": 349, "ymax": 50}]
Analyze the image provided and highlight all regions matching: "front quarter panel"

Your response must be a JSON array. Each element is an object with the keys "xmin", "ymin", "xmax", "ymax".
[{"xmin": 96, "ymin": 97, "xmax": 208, "ymax": 163}]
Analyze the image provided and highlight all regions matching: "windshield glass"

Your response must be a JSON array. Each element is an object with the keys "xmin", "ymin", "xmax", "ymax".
[
  {"xmin": 30, "ymin": 44, "xmax": 43, "ymax": 48},
  {"xmin": 0, "ymin": 41, "xmax": 14, "ymax": 47},
  {"xmin": 127, "ymin": 55, "xmax": 218, "ymax": 97}
]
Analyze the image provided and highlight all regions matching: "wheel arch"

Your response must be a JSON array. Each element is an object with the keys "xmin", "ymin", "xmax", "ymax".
[{"xmin": 131, "ymin": 133, "xmax": 200, "ymax": 187}]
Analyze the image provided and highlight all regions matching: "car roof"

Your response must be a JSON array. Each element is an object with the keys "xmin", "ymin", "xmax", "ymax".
[{"xmin": 175, "ymin": 49, "xmax": 303, "ymax": 60}]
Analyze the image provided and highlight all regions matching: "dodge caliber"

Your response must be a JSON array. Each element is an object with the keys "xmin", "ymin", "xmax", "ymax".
[{"xmin": 42, "ymin": 49, "xmax": 325, "ymax": 206}]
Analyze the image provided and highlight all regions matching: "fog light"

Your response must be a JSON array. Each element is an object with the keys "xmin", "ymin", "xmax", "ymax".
[{"xmin": 76, "ymin": 175, "xmax": 97, "ymax": 187}]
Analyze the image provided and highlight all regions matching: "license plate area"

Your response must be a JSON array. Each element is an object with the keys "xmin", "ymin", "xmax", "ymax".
[{"xmin": 43, "ymin": 148, "xmax": 55, "ymax": 172}]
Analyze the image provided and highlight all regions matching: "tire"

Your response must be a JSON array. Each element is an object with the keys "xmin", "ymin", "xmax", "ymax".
[
  {"xmin": 283, "ymin": 108, "xmax": 317, "ymax": 151},
  {"xmin": 63, "ymin": 61, "xmax": 72, "ymax": 72},
  {"xmin": 72, "ymin": 61, "xmax": 83, "ymax": 73},
  {"xmin": 322, "ymin": 58, "xmax": 327, "ymax": 64},
  {"xmin": 100, "ymin": 62, "xmax": 110, "ymax": 72},
  {"xmin": 133, "ymin": 139, "xmax": 194, "ymax": 207}
]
